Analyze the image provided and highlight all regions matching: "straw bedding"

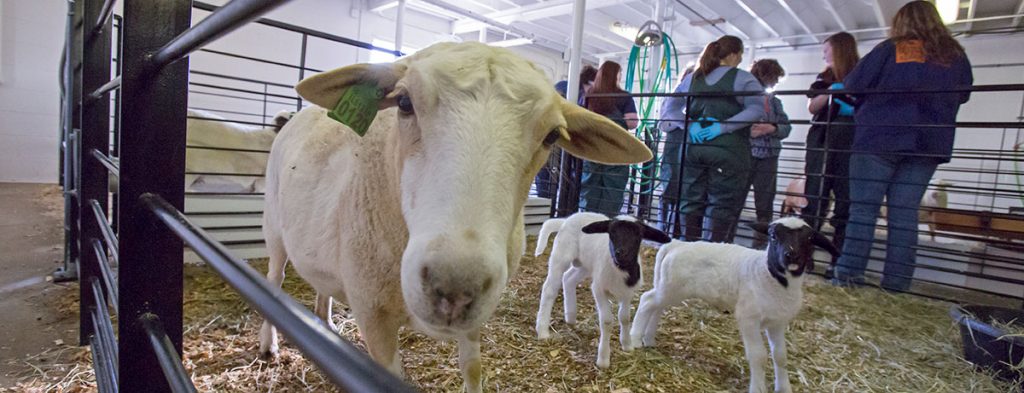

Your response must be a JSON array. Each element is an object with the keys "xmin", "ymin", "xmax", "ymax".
[{"xmin": 3, "ymin": 237, "xmax": 1018, "ymax": 392}]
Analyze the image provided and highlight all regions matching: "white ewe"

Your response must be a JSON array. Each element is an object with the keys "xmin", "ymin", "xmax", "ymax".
[
  {"xmin": 630, "ymin": 217, "xmax": 839, "ymax": 393},
  {"xmin": 534, "ymin": 212, "xmax": 671, "ymax": 368},
  {"xmin": 259, "ymin": 42, "xmax": 652, "ymax": 392}
]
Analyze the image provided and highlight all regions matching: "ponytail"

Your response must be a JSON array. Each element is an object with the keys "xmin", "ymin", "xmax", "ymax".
[{"xmin": 695, "ymin": 36, "xmax": 744, "ymax": 78}]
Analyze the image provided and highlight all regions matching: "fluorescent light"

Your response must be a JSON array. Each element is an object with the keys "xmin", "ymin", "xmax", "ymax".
[
  {"xmin": 610, "ymin": 21, "xmax": 639, "ymax": 42},
  {"xmin": 936, "ymin": 0, "xmax": 960, "ymax": 24},
  {"xmin": 489, "ymin": 38, "xmax": 533, "ymax": 47}
]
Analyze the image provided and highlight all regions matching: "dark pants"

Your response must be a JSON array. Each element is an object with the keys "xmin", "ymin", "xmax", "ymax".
[
  {"xmin": 834, "ymin": 153, "xmax": 938, "ymax": 291},
  {"xmin": 579, "ymin": 161, "xmax": 630, "ymax": 216},
  {"xmin": 745, "ymin": 155, "xmax": 778, "ymax": 249},
  {"xmin": 680, "ymin": 143, "xmax": 750, "ymax": 242},
  {"xmin": 803, "ymin": 124, "xmax": 852, "ymax": 261}
]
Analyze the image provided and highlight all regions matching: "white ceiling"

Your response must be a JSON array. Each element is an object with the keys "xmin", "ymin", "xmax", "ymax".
[{"xmin": 370, "ymin": 0, "xmax": 1024, "ymax": 60}]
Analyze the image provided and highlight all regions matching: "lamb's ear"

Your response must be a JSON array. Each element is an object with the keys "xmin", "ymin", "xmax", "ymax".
[
  {"xmin": 581, "ymin": 220, "xmax": 612, "ymax": 234},
  {"xmin": 747, "ymin": 222, "xmax": 771, "ymax": 235},
  {"xmin": 641, "ymin": 225, "xmax": 672, "ymax": 244},
  {"xmin": 812, "ymin": 231, "xmax": 840, "ymax": 257},
  {"xmin": 296, "ymin": 63, "xmax": 407, "ymax": 110},
  {"xmin": 557, "ymin": 100, "xmax": 652, "ymax": 165}
]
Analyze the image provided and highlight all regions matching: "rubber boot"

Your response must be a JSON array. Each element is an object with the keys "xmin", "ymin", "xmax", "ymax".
[
  {"xmin": 825, "ymin": 225, "xmax": 846, "ymax": 279},
  {"xmin": 683, "ymin": 215, "xmax": 704, "ymax": 242},
  {"xmin": 708, "ymin": 216, "xmax": 736, "ymax": 243}
]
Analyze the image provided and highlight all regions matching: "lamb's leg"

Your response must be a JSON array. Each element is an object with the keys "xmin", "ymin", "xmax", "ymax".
[
  {"xmin": 536, "ymin": 256, "xmax": 570, "ymax": 339},
  {"xmin": 592, "ymin": 286, "xmax": 614, "ymax": 369},
  {"xmin": 561, "ymin": 266, "xmax": 587, "ymax": 325},
  {"xmin": 314, "ymin": 293, "xmax": 339, "ymax": 333},
  {"xmin": 458, "ymin": 330, "xmax": 483, "ymax": 393},
  {"xmin": 617, "ymin": 299, "xmax": 633, "ymax": 351},
  {"xmin": 739, "ymin": 320, "xmax": 769, "ymax": 393},
  {"xmin": 258, "ymin": 234, "xmax": 288, "ymax": 356},
  {"xmin": 766, "ymin": 324, "xmax": 792, "ymax": 393},
  {"xmin": 630, "ymin": 289, "xmax": 665, "ymax": 347},
  {"xmin": 354, "ymin": 306, "xmax": 405, "ymax": 377}
]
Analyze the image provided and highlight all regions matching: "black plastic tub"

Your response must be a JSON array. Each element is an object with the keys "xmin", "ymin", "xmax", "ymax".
[{"xmin": 950, "ymin": 304, "xmax": 1024, "ymax": 384}]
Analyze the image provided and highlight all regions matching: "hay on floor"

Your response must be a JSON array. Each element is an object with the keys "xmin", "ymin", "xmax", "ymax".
[{"xmin": 4, "ymin": 236, "xmax": 1019, "ymax": 392}]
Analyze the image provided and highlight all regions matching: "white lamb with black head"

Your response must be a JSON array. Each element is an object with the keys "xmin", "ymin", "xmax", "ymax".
[
  {"xmin": 534, "ymin": 212, "xmax": 671, "ymax": 368},
  {"xmin": 630, "ymin": 217, "xmax": 839, "ymax": 393}
]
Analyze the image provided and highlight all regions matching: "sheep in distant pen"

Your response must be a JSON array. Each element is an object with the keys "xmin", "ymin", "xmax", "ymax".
[
  {"xmin": 630, "ymin": 217, "xmax": 839, "ymax": 393},
  {"xmin": 259, "ymin": 42, "xmax": 653, "ymax": 392},
  {"xmin": 534, "ymin": 212, "xmax": 671, "ymax": 368}
]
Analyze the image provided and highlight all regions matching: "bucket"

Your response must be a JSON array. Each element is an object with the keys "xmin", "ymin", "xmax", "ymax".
[{"xmin": 950, "ymin": 304, "xmax": 1024, "ymax": 384}]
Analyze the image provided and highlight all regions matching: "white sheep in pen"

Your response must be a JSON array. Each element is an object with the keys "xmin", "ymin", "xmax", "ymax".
[
  {"xmin": 630, "ymin": 217, "xmax": 839, "ymax": 393},
  {"xmin": 260, "ymin": 42, "xmax": 653, "ymax": 392},
  {"xmin": 533, "ymin": 212, "xmax": 671, "ymax": 368}
]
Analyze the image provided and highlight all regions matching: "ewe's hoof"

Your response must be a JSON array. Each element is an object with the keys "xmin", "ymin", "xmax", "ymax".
[
  {"xmin": 258, "ymin": 346, "xmax": 279, "ymax": 359},
  {"xmin": 596, "ymin": 359, "xmax": 610, "ymax": 369}
]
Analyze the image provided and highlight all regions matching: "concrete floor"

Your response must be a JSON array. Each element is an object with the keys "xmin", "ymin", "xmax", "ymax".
[{"xmin": 0, "ymin": 183, "xmax": 78, "ymax": 387}]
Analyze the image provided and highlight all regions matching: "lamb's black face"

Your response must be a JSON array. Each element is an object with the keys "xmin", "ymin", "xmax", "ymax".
[
  {"xmin": 582, "ymin": 219, "xmax": 672, "ymax": 287},
  {"xmin": 751, "ymin": 220, "xmax": 840, "ymax": 287}
]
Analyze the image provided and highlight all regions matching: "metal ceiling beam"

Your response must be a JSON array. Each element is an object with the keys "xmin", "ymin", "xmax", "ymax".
[
  {"xmin": 871, "ymin": 0, "xmax": 887, "ymax": 28},
  {"xmin": 965, "ymin": 0, "xmax": 978, "ymax": 32},
  {"xmin": 822, "ymin": 0, "xmax": 847, "ymax": 32},
  {"xmin": 415, "ymin": 0, "xmax": 575, "ymax": 58},
  {"xmin": 684, "ymin": 0, "xmax": 752, "ymax": 40},
  {"xmin": 733, "ymin": 0, "xmax": 781, "ymax": 38},
  {"xmin": 1015, "ymin": 0, "xmax": 1024, "ymax": 26},
  {"xmin": 773, "ymin": 0, "xmax": 813, "ymax": 36},
  {"xmin": 452, "ymin": 0, "xmax": 637, "ymax": 34},
  {"xmin": 369, "ymin": 0, "xmax": 399, "ymax": 13}
]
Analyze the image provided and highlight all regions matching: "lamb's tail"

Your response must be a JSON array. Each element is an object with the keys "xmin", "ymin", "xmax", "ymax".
[{"xmin": 534, "ymin": 218, "xmax": 566, "ymax": 256}]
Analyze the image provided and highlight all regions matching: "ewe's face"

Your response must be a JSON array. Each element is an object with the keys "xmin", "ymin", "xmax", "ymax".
[{"xmin": 296, "ymin": 42, "xmax": 653, "ymax": 337}]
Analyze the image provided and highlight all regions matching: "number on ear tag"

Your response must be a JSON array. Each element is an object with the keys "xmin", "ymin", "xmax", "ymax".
[{"xmin": 327, "ymin": 84, "xmax": 382, "ymax": 136}]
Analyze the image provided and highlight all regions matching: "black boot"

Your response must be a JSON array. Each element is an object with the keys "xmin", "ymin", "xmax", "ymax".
[
  {"xmin": 708, "ymin": 217, "xmax": 736, "ymax": 243},
  {"xmin": 683, "ymin": 215, "xmax": 704, "ymax": 242}
]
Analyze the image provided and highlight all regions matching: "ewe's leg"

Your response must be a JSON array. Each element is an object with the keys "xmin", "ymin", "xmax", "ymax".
[
  {"xmin": 314, "ymin": 293, "xmax": 339, "ymax": 333},
  {"xmin": 592, "ymin": 286, "xmax": 614, "ymax": 369},
  {"xmin": 258, "ymin": 235, "xmax": 288, "ymax": 356},
  {"xmin": 561, "ymin": 266, "xmax": 587, "ymax": 325},
  {"xmin": 617, "ymin": 299, "xmax": 633, "ymax": 351},
  {"xmin": 458, "ymin": 330, "xmax": 484, "ymax": 393},
  {"xmin": 536, "ymin": 256, "xmax": 570, "ymax": 339},
  {"xmin": 766, "ymin": 324, "xmax": 792, "ymax": 393},
  {"xmin": 739, "ymin": 320, "xmax": 769, "ymax": 393},
  {"xmin": 354, "ymin": 306, "xmax": 405, "ymax": 377}
]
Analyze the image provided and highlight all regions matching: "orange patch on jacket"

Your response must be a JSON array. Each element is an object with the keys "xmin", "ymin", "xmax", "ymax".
[{"xmin": 895, "ymin": 40, "xmax": 926, "ymax": 63}]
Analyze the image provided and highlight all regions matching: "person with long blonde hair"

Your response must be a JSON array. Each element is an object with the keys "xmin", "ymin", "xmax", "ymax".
[
  {"xmin": 804, "ymin": 31, "xmax": 859, "ymax": 277},
  {"xmin": 833, "ymin": 1, "xmax": 973, "ymax": 291},
  {"xmin": 578, "ymin": 61, "xmax": 639, "ymax": 215}
]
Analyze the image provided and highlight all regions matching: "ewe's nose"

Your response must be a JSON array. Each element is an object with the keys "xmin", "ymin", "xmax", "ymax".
[{"xmin": 435, "ymin": 290, "xmax": 474, "ymax": 326}]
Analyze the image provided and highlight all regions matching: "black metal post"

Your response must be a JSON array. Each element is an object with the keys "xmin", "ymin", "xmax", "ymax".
[
  {"xmin": 78, "ymin": 0, "xmax": 112, "ymax": 345},
  {"xmin": 148, "ymin": 0, "xmax": 295, "ymax": 70},
  {"xmin": 118, "ymin": 1, "xmax": 190, "ymax": 391},
  {"xmin": 297, "ymin": 33, "xmax": 307, "ymax": 111}
]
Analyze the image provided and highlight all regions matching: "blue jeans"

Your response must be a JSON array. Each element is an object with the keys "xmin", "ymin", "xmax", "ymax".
[{"xmin": 833, "ymin": 153, "xmax": 938, "ymax": 291}]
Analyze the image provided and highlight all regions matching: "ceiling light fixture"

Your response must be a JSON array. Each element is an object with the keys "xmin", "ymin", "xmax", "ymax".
[{"xmin": 489, "ymin": 38, "xmax": 533, "ymax": 47}]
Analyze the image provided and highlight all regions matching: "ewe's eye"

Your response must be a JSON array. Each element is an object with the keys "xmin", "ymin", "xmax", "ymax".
[
  {"xmin": 397, "ymin": 95, "xmax": 414, "ymax": 114},
  {"xmin": 543, "ymin": 127, "xmax": 563, "ymax": 147}
]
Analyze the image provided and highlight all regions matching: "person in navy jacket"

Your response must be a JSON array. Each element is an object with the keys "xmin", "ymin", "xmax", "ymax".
[{"xmin": 832, "ymin": 0, "xmax": 973, "ymax": 291}]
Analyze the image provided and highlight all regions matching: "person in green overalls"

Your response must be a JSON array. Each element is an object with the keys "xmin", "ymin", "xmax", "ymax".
[
  {"xmin": 659, "ymin": 35, "xmax": 766, "ymax": 242},
  {"xmin": 579, "ymin": 61, "xmax": 639, "ymax": 216}
]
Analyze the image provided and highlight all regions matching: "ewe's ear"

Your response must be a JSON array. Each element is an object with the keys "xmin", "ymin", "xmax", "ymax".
[
  {"xmin": 641, "ymin": 225, "xmax": 672, "ymax": 244},
  {"xmin": 557, "ymin": 100, "xmax": 652, "ymax": 165},
  {"xmin": 296, "ymin": 63, "xmax": 407, "ymax": 110},
  {"xmin": 581, "ymin": 220, "xmax": 612, "ymax": 234},
  {"xmin": 812, "ymin": 231, "xmax": 840, "ymax": 257},
  {"xmin": 747, "ymin": 222, "xmax": 770, "ymax": 235}
]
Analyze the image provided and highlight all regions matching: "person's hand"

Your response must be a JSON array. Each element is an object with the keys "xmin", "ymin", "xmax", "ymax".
[
  {"xmin": 829, "ymin": 82, "xmax": 844, "ymax": 90},
  {"xmin": 688, "ymin": 117, "xmax": 722, "ymax": 143},
  {"xmin": 688, "ymin": 120, "xmax": 706, "ymax": 143},
  {"xmin": 833, "ymin": 98, "xmax": 854, "ymax": 116},
  {"xmin": 750, "ymin": 123, "xmax": 776, "ymax": 138}
]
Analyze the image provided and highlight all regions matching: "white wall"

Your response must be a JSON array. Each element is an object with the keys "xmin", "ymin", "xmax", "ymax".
[{"xmin": 0, "ymin": 0, "xmax": 66, "ymax": 183}]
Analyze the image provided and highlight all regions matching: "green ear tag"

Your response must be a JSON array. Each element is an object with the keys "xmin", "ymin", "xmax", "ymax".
[{"xmin": 327, "ymin": 84, "xmax": 383, "ymax": 137}]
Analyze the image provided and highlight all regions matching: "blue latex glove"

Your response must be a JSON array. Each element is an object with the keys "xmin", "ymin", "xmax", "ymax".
[
  {"xmin": 688, "ymin": 119, "xmax": 706, "ymax": 144},
  {"xmin": 687, "ymin": 117, "xmax": 722, "ymax": 144},
  {"xmin": 829, "ymin": 82, "xmax": 854, "ymax": 116}
]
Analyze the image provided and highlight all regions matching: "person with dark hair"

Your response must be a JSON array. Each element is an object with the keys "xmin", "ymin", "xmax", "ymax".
[
  {"xmin": 744, "ymin": 59, "xmax": 791, "ymax": 249},
  {"xmin": 659, "ymin": 35, "xmax": 765, "ymax": 242},
  {"xmin": 804, "ymin": 31, "xmax": 859, "ymax": 277},
  {"xmin": 537, "ymin": 65, "xmax": 599, "ymax": 199},
  {"xmin": 578, "ymin": 61, "xmax": 639, "ymax": 216},
  {"xmin": 833, "ymin": 0, "xmax": 973, "ymax": 291}
]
